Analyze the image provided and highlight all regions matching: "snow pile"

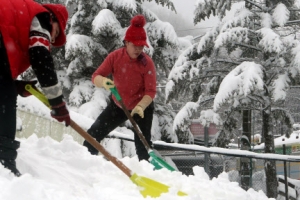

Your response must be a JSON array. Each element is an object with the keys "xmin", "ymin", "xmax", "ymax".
[{"xmin": 0, "ymin": 134, "xmax": 271, "ymax": 200}]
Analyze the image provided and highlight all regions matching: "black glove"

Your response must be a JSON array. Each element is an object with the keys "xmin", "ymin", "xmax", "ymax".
[
  {"xmin": 15, "ymin": 80, "xmax": 38, "ymax": 97},
  {"xmin": 50, "ymin": 102, "xmax": 70, "ymax": 127}
]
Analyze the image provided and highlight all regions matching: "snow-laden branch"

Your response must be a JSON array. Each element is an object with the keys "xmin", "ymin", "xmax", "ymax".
[
  {"xmin": 272, "ymin": 3, "xmax": 290, "ymax": 27},
  {"xmin": 110, "ymin": 0, "xmax": 137, "ymax": 12},
  {"xmin": 147, "ymin": 19, "xmax": 179, "ymax": 46},
  {"xmin": 272, "ymin": 73, "xmax": 290, "ymax": 101},
  {"xmin": 92, "ymin": 9, "xmax": 122, "ymax": 36},
  {"xmin": 290, "ymin": 42, "xmax": 300, "ymax": 74},
  {"xmin": 173, "ymin": 102, "xmax": 199, "ymax": 143},
  {"xmin": 199, "ymin": 109, "xmax": 223, "ymax": 127},
  {"xmin": 214, "ymin": 61, "xmax": 264, "ymax": 111},
  {"xmin": 215, "ymin": 27, "xmax": 249, "ymax": 49},
  {"xmin": 197, "ymin": 26, "xmax": 219, "ymax": 53},
  {"xmin": 220, "ymin": 8, "xmax": 253, "ymax": 32},
  {"xmin": 66, "ymin": 34, "xmax": 106, "ymax": 59},
  {"xmin": 256, "ymin": 28, "xmax": 284, "ymax": 54}
]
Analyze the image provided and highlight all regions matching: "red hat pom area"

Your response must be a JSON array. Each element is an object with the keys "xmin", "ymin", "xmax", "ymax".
[
  {"xmin": 131, "ymin": 15, "xmax": 146, "ymax": 27},
  {"xmin": 124, "ymin": 15, "xmax": 149, "ymax": 47}
]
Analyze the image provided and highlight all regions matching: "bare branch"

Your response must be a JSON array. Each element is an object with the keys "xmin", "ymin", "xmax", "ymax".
[
  {"xmin": 216, "ymin": 59, "xmax": 241, "ymax": 65},
  {"xmin": 245, "ymin": 0, "xmax": 270, "ymax": 12},
  {"xmin": 234, "ymin": 42, "xmax": 262, "ymax": 51},
  {"xmin": 285, "ymin": 20, "xmax": 300, "ymax": 25}
]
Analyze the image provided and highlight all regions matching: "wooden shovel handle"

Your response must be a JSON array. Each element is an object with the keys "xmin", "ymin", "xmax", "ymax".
[
  {"xmin": 70, "ymin": 119, "xmax": 132, "ymax": 177},
  {"xmin": 26, "ymin": 85, "xmax": 133, "ymax": 178},
  {"xmin": 118, "ymin": 100, "xmax": 152, "ymax": 151},
  {"xmin": 110, "ymin": 87, "xmax": 151, "ymax": 151}
]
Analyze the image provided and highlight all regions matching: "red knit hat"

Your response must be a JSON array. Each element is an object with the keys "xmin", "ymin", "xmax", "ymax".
[
  {"xmin": 124, "ymin": 15, "xmax": 149, "ymax": 47},
  {"xmin": 42, "ymin": 4, "xmax": 68, "ymax": 47}
]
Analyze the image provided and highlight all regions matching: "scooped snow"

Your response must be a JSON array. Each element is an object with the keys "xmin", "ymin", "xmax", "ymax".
[{"xmin": 0, "ymin": 134, "xmax": 271, "ymax": 200}]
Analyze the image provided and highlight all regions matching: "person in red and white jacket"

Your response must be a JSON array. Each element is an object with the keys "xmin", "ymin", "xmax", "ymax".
[
  {"xmin": 83, "ymin": 15, "xmax": 157, "ymax": 161},
  {"xmin": 0, "ymin": 0, "xmax": 70, "ymax": 176}
]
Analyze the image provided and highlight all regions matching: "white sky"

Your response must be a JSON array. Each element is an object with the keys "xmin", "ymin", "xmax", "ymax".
[
  {"xmin": 172, "ymin": 0, "xmax": 196, "ymax": 23},
  {"xmin": 144, "ymin": 0, "xmax": 218, "ymax": 37},
  {"xmin": 172, "ymin": 0, "xmax": 218, "ymax": 36}
]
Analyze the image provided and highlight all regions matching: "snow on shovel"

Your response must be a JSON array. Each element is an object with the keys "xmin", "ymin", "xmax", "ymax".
[
  {"xmin": 25, "ymin": 84, "xmax": 187, "ymax": 198},
  {"xmin": 110, "ymin": 87, "xmax": 178, "ymax": 172}
]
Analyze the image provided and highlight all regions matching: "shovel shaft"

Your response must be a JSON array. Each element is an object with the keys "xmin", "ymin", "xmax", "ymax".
[
  {"xmin": 69, "ymin": 119, "xmax": 132, "ymax": 177},
  {"xmin": 111, "ymin": 88, "xmax": 179, "ymax": 172},
  {"xmin": 26, "ymin": 85, "xmax": 133, "ymax": 177},
  {"xmin": 118, "ymin": 99, "xmax": 152, "ymax": 151},
  {"xmin": 110, "ymin": 87, "xmax": 151, "ymax": 150}
]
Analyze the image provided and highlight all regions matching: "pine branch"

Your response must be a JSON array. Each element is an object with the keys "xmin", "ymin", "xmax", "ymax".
[
  {"xmin": 198, "ymin": 95, "xmax": 215, "ymax": 106},
  {"xmin": 290, "ymin": 97, "xmax": 300, "ymax": 101},
  {"xmin": 215, "ymin": 59, "xmax": 241, "ymax": 65},
  {"xmin": 204, "ymin": 69, "xmax": 230, "ymax": 73},
  {"xmin": 266, "ymin": 72, "xmax": 278, "ymax": 86},
  {"xmin": 244, "ymin": 0, "xmax": 267, "ymax": 11},
  {"xmin": 285, "ymin": 20, "xmax": 300, "ymax": 25},
  {"xmin": 247, "ymin": 94, "xmax": 265, "ymax": 106},
  {"xmin": 234, "ymin": 42, "xmax": 262, "ymax": 51}
]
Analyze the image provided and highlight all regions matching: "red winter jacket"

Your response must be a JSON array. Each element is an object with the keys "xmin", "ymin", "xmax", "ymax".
[
  {"xmin": 92, "ymin": 47, "xmax": 157, "ymax": 110},
  {"xmin": 0, "ymin": 0, "xmax": 48, "ymax": 79}
]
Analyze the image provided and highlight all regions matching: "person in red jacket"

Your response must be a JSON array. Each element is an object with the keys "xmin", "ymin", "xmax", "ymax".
[
  {"xmin": 0, "ymin": 0, "xmax": 70, "ymax": 176},
  {"xmin": 83, "ymin": 15, "xmax": 157, "ymax": 161}
]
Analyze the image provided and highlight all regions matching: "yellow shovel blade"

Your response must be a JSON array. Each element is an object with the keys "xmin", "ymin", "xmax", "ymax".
[{"xmin": 130, "ymin": 173, "xmax": 187, "ymax": 198}]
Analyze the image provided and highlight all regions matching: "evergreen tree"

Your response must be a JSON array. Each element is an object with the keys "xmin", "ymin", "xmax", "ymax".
[
  {"xmin": 23, "ymin": 0, "xmax": 192, "ymax": 152},
  {"xmin": 47, "ymin": 0, "xmax": 188, "ymax": 144},
  {"xmin": 166, "ymin": 1, "xmax": 300, "ymax": 198}
]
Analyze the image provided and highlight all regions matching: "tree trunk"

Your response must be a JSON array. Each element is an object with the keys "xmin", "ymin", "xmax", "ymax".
[
  {"xmin": 240, "ymin": 110, "xmax": 252, "ymax": 190},
  {"xmin": 242, "ymin": 110, "xmax": 252, "ymax": 142},
  {"xmin": 262, "ymin": 105, "xmax": 278, "ymax": 198}
]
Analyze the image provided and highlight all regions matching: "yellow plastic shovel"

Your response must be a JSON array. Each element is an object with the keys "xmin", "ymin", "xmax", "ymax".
[{"xmin": 25, "ymin": 85, "xmax": 187, "ymax": 198}]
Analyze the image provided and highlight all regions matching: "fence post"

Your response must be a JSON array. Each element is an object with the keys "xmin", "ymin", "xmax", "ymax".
[
  {"xmin": 283, "ymin": 144, "xmax": 288, "ymax": 200},
  {"xmin": 240, "ymin": 135, "xmax": 251, "ymax": 190},
  {"xmin": 204, "ymin": 126, "xmax": 210, "ymax": 177}
]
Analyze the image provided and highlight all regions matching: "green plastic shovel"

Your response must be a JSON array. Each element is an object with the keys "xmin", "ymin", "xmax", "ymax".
[
  {"xmin": 110, "ymin": 87, "xmax": 177, "ymax": 172},
  {"xmin": 25, "ymin": 84, "xmax": 187, "ymax": 198}
]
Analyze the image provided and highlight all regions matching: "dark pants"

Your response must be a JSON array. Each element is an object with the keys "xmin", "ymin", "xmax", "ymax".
[
  {"xmin": 0, "ymin": 33, "xmax": 20, "ymax": 161},
  {"xmin": 83, "ymin": 98, "xmax": 154, "ymax": 161}
]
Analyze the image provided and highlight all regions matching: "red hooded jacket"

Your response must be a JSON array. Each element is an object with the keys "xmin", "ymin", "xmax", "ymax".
[
  {"xmin": 92, "ymin": 47, "xmax": 157, "ymax": 110},
  {"xmin": 0, "ymin": 0, "xmax": 48, "ymax": 79}
]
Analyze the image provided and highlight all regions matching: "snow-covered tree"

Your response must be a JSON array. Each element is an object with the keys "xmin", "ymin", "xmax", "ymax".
[
  {"xmin": 20, "ymin": 1, "xmax": 192, "ymax": 149},
  {"xmin": 39, "ymin": 0, "xmax": 192, "ymax": 144},
  {"xmin": 166, "ymin": 1, "xmax": 300, "ymax": 198}
]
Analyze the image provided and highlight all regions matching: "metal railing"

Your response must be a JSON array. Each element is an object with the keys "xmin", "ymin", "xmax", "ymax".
[{"xmin": 154, "ymin": 144, "xmax": 300, "ymax": 199}]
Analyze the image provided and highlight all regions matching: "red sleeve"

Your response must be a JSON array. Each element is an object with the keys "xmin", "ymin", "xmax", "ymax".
[
  {"xmin": 92, "ymin": 53, "xmax": 114, "ymax": 84},
  {"xmin": 144, "ymin": 57, "xmax": 157, "ymax": 99}
]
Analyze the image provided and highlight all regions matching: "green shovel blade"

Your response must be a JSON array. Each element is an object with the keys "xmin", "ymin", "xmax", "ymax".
[
  {"xmin": 149, "ymin": 150, "xmax": 177, "ymax": 171},
  {"xmin": 130, "ymin": 173, "xmax": 187, "ymax": 197}
]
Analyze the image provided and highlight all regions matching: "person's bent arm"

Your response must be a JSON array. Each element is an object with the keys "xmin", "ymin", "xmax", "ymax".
[{"xmin": 28, "ymin": 13, "xmax": 70, "ymax": 126}]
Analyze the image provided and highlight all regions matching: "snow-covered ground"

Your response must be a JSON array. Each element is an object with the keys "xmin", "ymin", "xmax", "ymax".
[
  {"xmin": 0, "ymin": 133, "xmax": 272, "ymax": 200},
  {"xmin": 0, "ymin": 94, "xmax": 276, "ymax": 199}
]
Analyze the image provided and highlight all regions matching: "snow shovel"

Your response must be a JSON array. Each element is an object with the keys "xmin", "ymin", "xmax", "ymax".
[
  {"xmin": 110, "ymin": 87, "xmax": 178, "ymax": 172},
  {"xmin": 25, "ymin": 84, "xmax": 187, "ymax": 198}
]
